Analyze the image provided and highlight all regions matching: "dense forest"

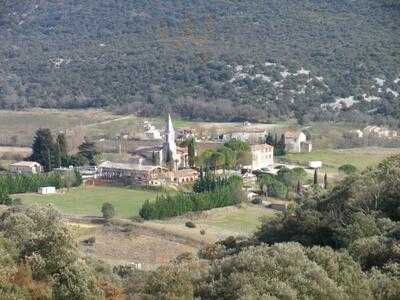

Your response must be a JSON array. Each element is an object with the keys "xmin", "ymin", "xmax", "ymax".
[{"xmin": 0, "ymin": 0, "xmax": 399, "ymax": 123}]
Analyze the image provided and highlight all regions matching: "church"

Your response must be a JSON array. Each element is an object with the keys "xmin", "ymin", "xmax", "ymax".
[{"xmin": 133, "ymin": 114, "xmax": 189, "ymax": 170}]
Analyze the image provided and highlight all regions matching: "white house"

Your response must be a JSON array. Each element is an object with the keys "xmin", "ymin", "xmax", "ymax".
[
  {"xmin": 249, "ymin": 144, "xmax": 274, "ymax": 170},
  {"xmin": 284, "ymin": 130, "xmax": 311, "ymax": 153}
]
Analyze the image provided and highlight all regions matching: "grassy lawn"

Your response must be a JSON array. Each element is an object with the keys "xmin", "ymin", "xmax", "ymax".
[
  {"xmin": 283, "ymin": 147, "xmax": 400, "ymax": 173},
  {"xmin": 199, "ymin": 206, "xmax": 274, "ymax": 234},
  {"xmin": 156, "ymin": 205, "xmax": 275, "ymax": 236},
  {"xmin": 14, "ymin": 186, "xmax": 159, "ymax": 218}
]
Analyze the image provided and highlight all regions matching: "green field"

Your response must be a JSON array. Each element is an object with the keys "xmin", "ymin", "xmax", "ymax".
[
  {"xmin": 199, "ymin": 206, "xmax": 274, "ymax": 234},
  {"xmin": 283, "ymin": 147, "xmax": 400, "ymax": 173},
  {"xmin": 156, "ymin": 205, "xmax": 275, "ymax": 236},
  {"xmin": 14, "ymin": 186, "xmax": 159, "ymax": 218}
]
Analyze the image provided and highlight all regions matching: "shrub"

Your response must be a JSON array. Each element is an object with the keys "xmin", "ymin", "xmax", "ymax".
[
  {"xmin": 339, "ymin": 164, "xmax": 358, "ymax": 175},
  {"xmin": 251, "ymin": 197, "xmax": 263, "ymax": 205},
  {"xmin": 101, "ymin": 202, "xmax": 115, "ymax": 220},
  {"xmin": 200, "ymin": 229, "xmax": 206, "ymax": 235},
  {"xmin": 185, "ymin": 221, "xmax": 196, "ymax": 228}
]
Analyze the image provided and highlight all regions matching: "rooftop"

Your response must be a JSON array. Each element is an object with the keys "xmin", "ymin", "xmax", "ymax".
[
  {"xmin": 251, "ymin": 144, "xmax": 274, "ymax": 151},
  {"xmin": 99, "ymin": 161, "xmax": 167, "ymax": 172},
  {"xmin": 10, "ymin": 161, "xmax": 41, "ymax": 167}
]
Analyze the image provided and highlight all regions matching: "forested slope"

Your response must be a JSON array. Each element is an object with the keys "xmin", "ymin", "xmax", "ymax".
[{"xmin": 0, "ymin": 0, "xmax": 399, "ymax": 122}]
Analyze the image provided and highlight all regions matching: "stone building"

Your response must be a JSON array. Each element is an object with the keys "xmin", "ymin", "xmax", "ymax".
[
  {"xmin": 10, "ymin": 161, "xmax": 43, "ymax": 174},
  {"xmin": 284, "ymin": 129, "xmax": 312, "ymax": 153},
  {"xmin": 249, "ymin": 144, "xmax": 274, "ymax": 170}
]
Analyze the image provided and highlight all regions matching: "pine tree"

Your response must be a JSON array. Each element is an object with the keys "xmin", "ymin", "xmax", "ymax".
[
  {"xmin": 30, "ymin": 128, "xmax": 57, "ymax": 172},
  {"xmin": 78, "ymin": 139, "xmax": 100, "ymax": 166}
]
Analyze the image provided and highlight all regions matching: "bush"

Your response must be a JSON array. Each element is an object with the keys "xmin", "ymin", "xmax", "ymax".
[
  {"xmin": 101, "ymin": 202, "xmax": 115, "ymax": 220},
  {"xmin": 338, "ymin": 164, "xmax": 358, "ymax": 175},
  {"xmin": 185, "ymin": 221, "xmax": 196, "ymax": 228},
  {"xmin": 0, "ymin": 192, "xmax": 13, "ymax": 205},
  {"xmin": 251, "ymin": 197, "xmax": 263, "ymax": 205}
]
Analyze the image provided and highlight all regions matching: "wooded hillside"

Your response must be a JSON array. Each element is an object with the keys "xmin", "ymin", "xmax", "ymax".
[{"xmin": 0, "ymin": 0, "xmax": 399, "ymax": 123}]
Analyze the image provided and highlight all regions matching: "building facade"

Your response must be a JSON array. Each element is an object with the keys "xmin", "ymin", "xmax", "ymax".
[
  {"xmin": 284, "ymin": 130, "xmax": 311, "ymax": 153},
  {"xmin": 10, "ymin": 161, "xmax": 43, "ymax": 174},
  {"xmin": 250, "ymin": 144, "xmax": 274, "ymax": 170}
]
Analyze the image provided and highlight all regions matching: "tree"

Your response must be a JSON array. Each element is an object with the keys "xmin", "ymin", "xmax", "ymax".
[
  {"xmin": 101, "ymin": 202, "xmax": 115, "ymax": 220},
  {"xmin": 258, "ymin": 174, "xmax": 288, "ymax": 198},
  {"xmin": 78, "ymin": 139, "xmax": 100, "ymax": 166},
  {"xmin": 314, "ymin": 169, "xmax": 318, "ymax": 185},
  {"xmin": 30, "ymin": 129, "xmax": 57, "ymax": 172},
  {"xmin": 324, "ymin": 173, "xmax": 328, "ymax": 189},
  {"xmin": 339, "ymin": 164, "xmax": 358, "ymax": 175},
  {"xmin": 56, "ymin": 133, "xmax": 68, "ymax": 157},
  {"xmin": 265, "ymin": 132, "xmax": 274, "ymax": 146},
  {"xmin": 196, "ymin": 243, "xmax": 372, "ymax": 299},
  {"xmin": 187, "ymin": 138, "xmax": 196, "ymax": 167}
]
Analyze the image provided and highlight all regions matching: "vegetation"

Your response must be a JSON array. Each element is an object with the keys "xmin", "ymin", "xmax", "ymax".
[
  {"xmin": 140, "ymin": 175, "xmax": 243, "ymax": 220},
  {"xmin": 0, "ymin": 172, "xmax": 81, "ymax": 195},
  {"xmin": 0, "ymin": 206, "xmax": 119, "ymax": 298},
  {"xmin": 0, "ymin": 1, "xmax": 399, "ymax": 125},
  {"xmin": 16, "ymin": 186, "xmax": 159, "ymax": 218},
  {"xmin": 101, "ymin": 202, "xmax": 116, "ymax": 220},
  {"xmin": 198, "ymin": 139, "xmax": 251, "ymax": 170},
  {"xmin": 339, "ymin": 164, "xmax": 358, "ymax": 175},
  {"xmin": 257, "ymin": 174, "xmax": 288, "ymax": 198}
]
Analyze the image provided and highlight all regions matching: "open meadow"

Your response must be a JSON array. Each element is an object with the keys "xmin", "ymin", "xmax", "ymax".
[
  {"xmin": 14, "ymin": 186, "xmax": 159, "ymax": 218},
  {"xmin": 282, "ymin": 147, "xmax": 400, "ymax": 174}
]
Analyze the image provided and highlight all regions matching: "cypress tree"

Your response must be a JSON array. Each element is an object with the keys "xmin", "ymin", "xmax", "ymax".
[
  {"xmin": 187, "ymin": 138, "xmax": 196, "ymax": 167},
  {"xmin": 324, "ymin": 173, "xmax": 328, "ymax": 189},
  {"xmin": 314, "ymin": 169, "xmax": 318, "ymax": 185}
]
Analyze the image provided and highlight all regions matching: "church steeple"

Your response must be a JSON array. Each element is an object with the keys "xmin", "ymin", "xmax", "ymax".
[
  {"xmin": 164, "ymin": 113, "xmax": 177, "ymax": 167},
  {"xmin": 166, "ymin": 113, "xmax": 174, "ymax": 135}
]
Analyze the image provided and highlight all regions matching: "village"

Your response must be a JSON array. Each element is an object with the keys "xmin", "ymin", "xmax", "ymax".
[
  {"xmin": 1, "ymin": 109, "xmax": 400, "ymax": 270},
  {"xmin": 6, "ymin": 113, "xmax": 318, "ymax": 201}
]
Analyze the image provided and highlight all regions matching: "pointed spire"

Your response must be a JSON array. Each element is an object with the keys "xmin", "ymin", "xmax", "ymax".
[{"xmin": 166, "ymin": 113, "xmax": 174, "ymax": 133}]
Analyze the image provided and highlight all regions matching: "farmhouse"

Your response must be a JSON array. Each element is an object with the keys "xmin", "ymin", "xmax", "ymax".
[
  {"xmin": 10, "ymin": 161, "xmax": 43, "ymax": 174},
  {"xmin": 284, "ymin": 129, "xmax": 312, "ymax": 153},
  {"xmin": 363, "ymin": 126, "xmax": 398, "ymax": 139},
  {"xmin": 249, "ymin": 144, "xmax": 274, "ymax": 170}
]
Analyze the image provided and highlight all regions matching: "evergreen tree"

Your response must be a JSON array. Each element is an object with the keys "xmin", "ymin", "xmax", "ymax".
[
  {"xmin": 324, "ymin": 173, "xmax": 328, "ymax": 189},
  {"xmin": 314, "ymin": 169, "xmax": 318, "ymax": 185},
  {"xmin": 30, "ymin": 129, "xmax": 57, "ymax": 172},
  {"xmin": 187, "ymin": 138, "xmax": 196, "ymax": 168},
  {"xmin": 78, "ymin": 139, "xmax": 100, "ymax": 166},
  {"xmin": 297, "ymin": 180, "xmax": 302, "ymax": 194},
  {"xmin": 265, "ymin": 132, "xmax": 274, "ymax": 146}
]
